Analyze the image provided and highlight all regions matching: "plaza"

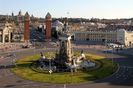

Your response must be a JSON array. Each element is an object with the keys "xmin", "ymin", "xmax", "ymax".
[
  {"xmin": 0, "ymin": 0, "xmax": 133, "ymax": 87},
  {"xmin": 0, "ymin": 41, "xmax": 133, "ymax": 88},
  {"xmin": 0, "ymin": 14, "xmax": 133, "ymax": 87}
]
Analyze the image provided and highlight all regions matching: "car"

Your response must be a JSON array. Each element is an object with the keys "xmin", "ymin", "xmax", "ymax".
[
  {"xmin": 103, "ymin": 49, "xmax": 113, "ymax": 53},
  {"xmin": 107, "ymin": 43, "xmax": 119, "ymax": 48},
  {"xmin": 22, "ymin": 45, "xmax": 28, "ymax": 48}
]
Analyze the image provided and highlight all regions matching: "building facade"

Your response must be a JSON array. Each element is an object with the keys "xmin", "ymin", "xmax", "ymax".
[
  {"xmin": 0, "ymin": 22, "xmax": 14, "ymax": 43},
  {"xmin": 74, "ymin": 29, "xmax": 133, "ymax": 46}
]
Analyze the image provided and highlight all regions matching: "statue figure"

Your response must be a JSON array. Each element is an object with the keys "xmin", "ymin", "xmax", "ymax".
[
  {"xmin": 81, "ymin": 50, "xmax": 85, "ymax": 60},
  {"xmin": 81, "ymin": 49, "xmax": 83, "ymax": 54},
  {"xmin": 40, "ymin": 52, "xmax": 45, "ymax": 60}
]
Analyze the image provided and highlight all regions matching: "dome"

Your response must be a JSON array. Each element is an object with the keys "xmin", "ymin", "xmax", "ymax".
[
  {"xmin": 45, "ymin": 12, "xmax": 52, "ymax": 19},
  {"xmin": 117, "ymin": 29, "xmax": 126, "ymax": 32}
]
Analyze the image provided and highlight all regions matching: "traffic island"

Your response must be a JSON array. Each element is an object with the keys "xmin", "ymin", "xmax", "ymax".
[{"xmin": 11, "ymin": 52, "xmax": 117, "ymax": 84}]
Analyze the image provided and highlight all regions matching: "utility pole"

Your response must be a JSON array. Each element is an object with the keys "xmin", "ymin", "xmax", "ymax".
[{"xmin": 112, "ymin": 47, "xmax": 114, "ymax": 66}]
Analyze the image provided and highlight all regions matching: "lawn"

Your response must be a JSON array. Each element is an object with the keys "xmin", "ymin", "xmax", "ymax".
[{"xmin": 11, "ymin": 52, "xmax": 117, "ymax": 84}]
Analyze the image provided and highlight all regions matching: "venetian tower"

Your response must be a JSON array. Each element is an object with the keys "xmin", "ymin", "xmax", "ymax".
[
  {"xmin": 24, "ymin": 12, "xmax": 30, "ymax": 42},
  {"xmin": 45, "ymin": 12, "xmax": 52, "ymax": 40},
  {"xmin": 17, "ymin": 10, "xmax": 23, "ymax": 23}
]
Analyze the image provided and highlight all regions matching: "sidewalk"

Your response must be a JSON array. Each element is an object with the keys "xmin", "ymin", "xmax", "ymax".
[{"xmin": 0, "ymin": 47, "xmax": 35, "ymax": 54}]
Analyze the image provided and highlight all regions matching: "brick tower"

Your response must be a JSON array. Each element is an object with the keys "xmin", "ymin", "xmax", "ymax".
[
  {"xmin": 24, "ymin": 12, "xmax": 30, "ymax": 42},
  {"xmin": 45, "ymin": 12, "xmax": 52, "ymax": 40}
]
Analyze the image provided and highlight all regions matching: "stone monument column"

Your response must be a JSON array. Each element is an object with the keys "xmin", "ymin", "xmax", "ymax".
[
  {"xmin": 2, "ymin": 32, "xmax": 5, "ymax": 43},
  {"xmin": 67, "ymin": 36, "xmax": 73, "ymax": 61},
  {"xmin": 58, "ymin": 34, "xmax": 73, "ymax": 63},
  {"xmin": 8, "ymin": 31, "xmax": 11, "ymax": 43}
]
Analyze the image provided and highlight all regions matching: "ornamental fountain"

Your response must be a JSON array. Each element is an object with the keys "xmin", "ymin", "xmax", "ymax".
[{"xmin": 33, "ymin": 19, "xmax": 95, "ymax": 73}]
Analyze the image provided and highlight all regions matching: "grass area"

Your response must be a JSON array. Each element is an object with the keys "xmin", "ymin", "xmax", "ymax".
[{"xmin": 11, "ymin": 52, "xmax": 117, "ymax": 84}]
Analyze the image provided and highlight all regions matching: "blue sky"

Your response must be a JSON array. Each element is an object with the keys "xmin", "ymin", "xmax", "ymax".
[{"xmin": 0, "ymin": 0, "xmax": 133, "ymax": 19}]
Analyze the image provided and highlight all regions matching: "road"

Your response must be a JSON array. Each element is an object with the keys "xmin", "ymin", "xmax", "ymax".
[{"xmin": 0, "ymin": 47, "xmax": 133, "ymax": 88}]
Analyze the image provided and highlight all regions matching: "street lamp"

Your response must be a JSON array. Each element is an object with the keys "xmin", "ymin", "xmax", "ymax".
[
  {"xmin": 49, "ymin": 58, "xmax": 52, "ymax": 72},
  {"xmin": 63, "ymin": 84, "xmax": 66, "ymax": 88},
  {"xmin": 48, "ymin": 52, "xmax": 53, "ymax": 81},
  {"xmin": 32, "ymin": 39, "xmax": 36, "ymax": 55},
  {"xmin": 111, "ymin": 47, "xmax": 115, "ymax": 65},
  {"xmin": 12, "ymin": 53, "xmax": 17, "ymax": 67}
]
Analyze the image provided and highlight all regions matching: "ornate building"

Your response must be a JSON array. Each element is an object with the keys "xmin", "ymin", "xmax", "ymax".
[
  {"xmin": 74, "ymin": 29, "xmax": 133, "ymax": 46},
  {"xmin": 17, "ymin": 10, "xmax": 24, "ymax": 23},
  {"xmin": 0, "ymin": 11, "xmax": 31, "ymax": 43},
  {"xmin": 0, "ymin": 22, "xmax": 14, "ymax": 43}
]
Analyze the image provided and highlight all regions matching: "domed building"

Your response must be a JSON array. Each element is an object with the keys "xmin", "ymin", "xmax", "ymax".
[
  {"xmin": 52, "ymin": 20, "xmax": 64, "ymax": 39},
  {"xmin": 52, "ymin": 20, "xmax": 64, "ymax": 31},
  {"xmin": 53, "ymin": 20, "xmax": 64, "ymax": 27}
]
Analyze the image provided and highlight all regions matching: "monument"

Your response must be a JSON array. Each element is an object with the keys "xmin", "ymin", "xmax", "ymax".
[
  {"xmin": 54, "ymin": 19, "xmax": 73, "ymax": 71},
  {"xmin": 33, "ymin": 18, "xmax": 96, "ymax": 72}
]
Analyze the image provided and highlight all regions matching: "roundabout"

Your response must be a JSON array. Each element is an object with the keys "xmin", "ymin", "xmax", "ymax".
[
  {"xmin": 12, "ymin": 52, "xmax": 117, "ymax": 84},
  {"xmin": 11, "ymin": 28, "xmax": 118, "ymax": 84},
  {"xmin": 0, "ymin": 45, "xmax": 133, "ymax": 88}
]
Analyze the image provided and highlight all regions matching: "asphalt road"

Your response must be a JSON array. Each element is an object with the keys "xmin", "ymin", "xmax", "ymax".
[{"xmin": 0, "ymin": 47, "xmax": 133, "ymax": 88}]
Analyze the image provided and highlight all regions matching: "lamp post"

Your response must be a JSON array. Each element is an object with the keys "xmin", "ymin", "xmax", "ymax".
[
  {"xmin": 63, "ymin": 84, "xmax": 66, "ymax": 88},
  {"xmin": 112, "ymin": 47, "xmax": 114, "ymax": 66},
  {"xmin": 32, "ymin": 39, "xmax": 36, "ymax": 55},
  {"xmin": 12, "ymin": 53, "xmax": 16, "ymax": 67},
  {"xmin": 49, "ymin": 58, "xmax": 51, "ymax": 72},
  {"xmin": 48, "ymin": 52, "xmax": 53, "ymax": 81},
  {"xmin": 70, "ymin": 64, "xmax": 74, "ymax": 84}
]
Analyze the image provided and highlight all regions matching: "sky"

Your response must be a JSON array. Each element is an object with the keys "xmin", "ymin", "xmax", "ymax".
[{"xmin": 0, "ymin": 0, "xmax": 133, "ymax": 19}]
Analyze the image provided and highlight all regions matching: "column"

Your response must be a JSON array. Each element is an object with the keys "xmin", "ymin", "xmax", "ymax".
[
  {"xmin": 8, "ymin": 31, "xmax": 11, "ymax": 43},
  {"xmin": 2, "ymin": 32, "xmax": 5, "ymax": 43},
  {"xmin": 0, "ymin": 35, "xmax": 1, "ymax": 43}
]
